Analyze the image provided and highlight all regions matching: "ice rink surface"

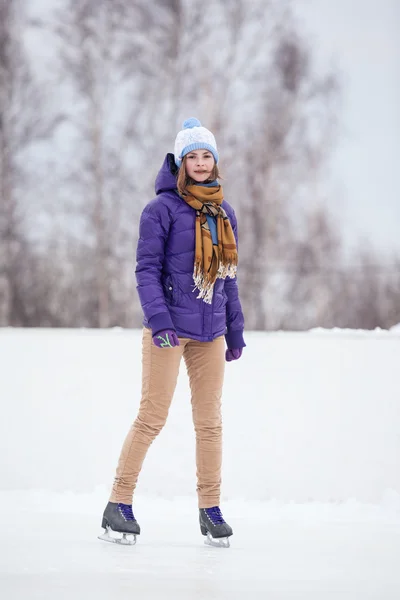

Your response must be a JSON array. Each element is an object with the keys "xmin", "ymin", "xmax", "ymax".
[{"xmin": 2, "ymin": 491, "xmax": 400, "ymax": 600}]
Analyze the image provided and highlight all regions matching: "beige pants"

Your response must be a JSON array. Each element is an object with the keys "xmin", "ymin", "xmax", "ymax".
[{"xmin": 110, "ymin": 327, "xmax": 225, "ymax": 508}]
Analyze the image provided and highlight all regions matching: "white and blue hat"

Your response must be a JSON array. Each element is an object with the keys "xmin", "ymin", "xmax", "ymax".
[{"xmin": 174, "ymin": 117, "xmax": 219, "ymax": 167}]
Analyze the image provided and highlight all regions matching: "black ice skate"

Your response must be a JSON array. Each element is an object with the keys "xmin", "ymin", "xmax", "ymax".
[
  {"xmin": 199, "ymin": 506, "xmax": 233, "ymax": 548},
  {"xmin": 98, "ymin": 502, "xmax": 140, "ymax": 545}
]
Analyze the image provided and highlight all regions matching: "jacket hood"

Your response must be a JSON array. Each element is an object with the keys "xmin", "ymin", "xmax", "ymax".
[{"xmin": 155, "ymin": 153, "xmax": 179, "ymax": 195}]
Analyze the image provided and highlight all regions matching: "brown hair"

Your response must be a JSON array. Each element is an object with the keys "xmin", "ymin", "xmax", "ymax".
[{"xmin": 176, "ymin": 155, "xmax": 220, "ymax": 197}]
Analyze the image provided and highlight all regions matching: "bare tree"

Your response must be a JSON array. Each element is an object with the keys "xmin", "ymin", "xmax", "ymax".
[
  {"xmin": 51, "ymin": 0, "xmax": 177, "ymax": 327},
  {"xmin": 334, "ymin": 247, "xmax": 400, "ymax": 330},
  {"xmin": 4, "ymin": 0, "xmax": 398, "ymax": 331},
  {"xmin": 0, "ymin": 0, "xmax": 61, "ymax": 326}
]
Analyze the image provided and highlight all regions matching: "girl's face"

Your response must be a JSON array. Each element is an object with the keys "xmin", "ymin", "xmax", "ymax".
[{"xmin": 185, "ymin": 149, "xmax": 215, "ymax": 182}]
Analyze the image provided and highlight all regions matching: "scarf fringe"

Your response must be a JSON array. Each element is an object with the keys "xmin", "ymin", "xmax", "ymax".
[{"xmin": 193, "ymin": 262, "xmax": 237, "ymax": 304}]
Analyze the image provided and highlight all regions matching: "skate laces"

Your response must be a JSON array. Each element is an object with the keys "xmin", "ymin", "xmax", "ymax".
[
  {"xmin": 118, "ymin": 503, "xmax": 136, "ymax": 521},
  {"xmin": 205, "ymin": 506, "xmax": 225, "ymax": 525}
]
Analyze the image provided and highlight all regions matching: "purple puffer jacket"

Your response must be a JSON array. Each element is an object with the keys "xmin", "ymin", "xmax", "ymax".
[{"xmin": 135, "ymin": 154, "xmax": 245, "ymax": 348}]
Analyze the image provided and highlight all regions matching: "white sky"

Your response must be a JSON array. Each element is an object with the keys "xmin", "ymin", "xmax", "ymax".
[{"xmin": 296, "ymin": 0, "xmax": 400, "ymax": 256}]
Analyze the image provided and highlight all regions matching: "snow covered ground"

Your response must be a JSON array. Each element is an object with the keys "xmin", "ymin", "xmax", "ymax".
[{"xmin": 1, "ymin": 327, "xmax": 400, "ymax": 599}]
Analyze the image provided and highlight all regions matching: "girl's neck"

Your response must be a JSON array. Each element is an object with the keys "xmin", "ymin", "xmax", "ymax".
[{"xmin": 193, "ymin": 179, "xmax": 219, "ymax": 188}]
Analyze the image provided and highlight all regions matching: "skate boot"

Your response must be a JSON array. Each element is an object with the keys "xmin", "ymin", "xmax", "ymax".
[
  {"xmin": 199, "ymin": 506, "xmax": 233, "ymax": 548},
  {"xmin": 98, "ymin": 502, "xmax": 140, "ymax": 545}
]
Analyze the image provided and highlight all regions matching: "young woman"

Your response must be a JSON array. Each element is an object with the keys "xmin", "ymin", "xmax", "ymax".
[{"xmin": 99, "ymin": 118, "xmax": 245, "ymax": 547}]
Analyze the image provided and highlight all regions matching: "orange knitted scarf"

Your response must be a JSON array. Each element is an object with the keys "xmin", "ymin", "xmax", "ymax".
[{"xmin": 182, "ymin": 184, "xmax": 238, "ymax": 303}]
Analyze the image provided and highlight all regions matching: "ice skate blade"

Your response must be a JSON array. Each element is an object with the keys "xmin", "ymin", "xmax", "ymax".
[
  {"xmin": 98, "ymin": 527, "xmax": 137, "ymax": 546},
  {"xmin": 204, "ymin": 532, "xmax": 230, "ymax": 548}
]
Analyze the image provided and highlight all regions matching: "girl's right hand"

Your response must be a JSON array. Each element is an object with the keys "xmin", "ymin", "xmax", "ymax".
[{"xmin": 152, "ymin": 330, "xmax": 180, "ymax": 348}]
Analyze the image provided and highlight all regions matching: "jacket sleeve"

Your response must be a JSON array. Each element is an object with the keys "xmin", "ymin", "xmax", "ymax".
[
  {"xmin": 135, "ymin": 200, "xmax": 175, "ymax": 335},
  {"xmin": 224, "ymin": 208, "xmax": 246, "ymax": 349}
]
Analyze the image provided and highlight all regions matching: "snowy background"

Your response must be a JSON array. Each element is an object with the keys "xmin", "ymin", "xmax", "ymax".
[
  {"xmin": 1, "ymin": 328, "xmax": 400, "ymax": 598},
  {"xmin": 1, "ymin": 0, "xmax": 400, "ymax": 597}
]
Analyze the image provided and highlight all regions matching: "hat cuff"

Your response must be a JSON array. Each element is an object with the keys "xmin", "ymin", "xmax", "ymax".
[{"xmin": 175, "ymin": 142, "xmax": 219, "ymax": 167}]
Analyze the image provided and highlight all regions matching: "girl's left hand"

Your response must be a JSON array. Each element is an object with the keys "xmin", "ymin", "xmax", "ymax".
[{"xmin": 225, "ymin": 348, "xmax": 243, "ymax": 362}]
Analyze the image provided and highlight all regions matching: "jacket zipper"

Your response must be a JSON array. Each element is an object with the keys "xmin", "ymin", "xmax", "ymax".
[
  {"xmin": 209, "ymin": 284, "xmax": 215, "ymax": 341},
  {"xmin": 202, "ymin": 294, "xmax": 206, "ymax": 338}
]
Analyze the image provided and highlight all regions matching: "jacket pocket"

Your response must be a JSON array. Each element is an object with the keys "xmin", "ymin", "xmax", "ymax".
[{"xmin": 162, "ymin": 274, "xmax": 179, "ymax": 306}]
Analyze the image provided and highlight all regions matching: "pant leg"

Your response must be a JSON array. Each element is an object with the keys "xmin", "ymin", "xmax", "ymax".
[
  {"xmin": 110, "ymin": 327, "xmax": 185, "ymax": 504},
  {"xmin": 183, "ymin": 335, "xmax": 225, "ymax": 509}
]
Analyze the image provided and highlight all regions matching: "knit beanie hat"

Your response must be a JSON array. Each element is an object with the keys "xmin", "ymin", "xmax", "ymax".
[{"xmin": 174, "ymin": 117, "xmax": 219, "ymax": 167}]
